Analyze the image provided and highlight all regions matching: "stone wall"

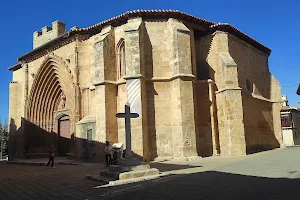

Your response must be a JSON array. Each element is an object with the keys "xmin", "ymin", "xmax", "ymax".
[
  {"xmin": 196, "ymin": 31, "xmax": 281, "ymax": 155},
  {"xmin": 144, "ymin": 21, "xmax": 171, "ymax": 78},
  {"xmin": 291, "ymin": 111, "xmax": 300, "ymax": 145},
  {"xmin": 147, "ymin": 82, "xmax": 172, "ymax": 159},
  {"xmin": 281, "ymin": 111, "xmax": 300, "ymax": 146},
  {"xmin": 282, "ymin": 129, "xmax": 294, "ymax": 146},
  {"xmin": 78, "ymin": 39, "xmax": 93, "ymax": 90},
  {"xmin": 228, "ymin": 34, "xmax": 271, "ymax": 99},
  {"xmin": 8, "ymin": 81, "xmax": 23, "ymax": 158},
  {"xmin": 199, "ymin": 32, "xmax": 247, "ymax": 156},
  {"xmin": 270, "ymin": 75, "xmax": 283, "ymax": 146},
  {"xmin": 193, "ymin": 81, "xmax": 213, "ymax": 157},
  {"xmin": 228, "ymin": 34, "xmax": 282, "ymax": 152},
  {"xmin": 242, "ymin": 95, "xmax": 279, "ymax": 153},
  {"xmin": 117, "ymin": 83, "xmax": 127, "ymax": 150}
]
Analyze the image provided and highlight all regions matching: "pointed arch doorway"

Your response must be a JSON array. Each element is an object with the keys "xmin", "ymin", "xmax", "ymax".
[
  {"xmin": 58, "ymin": 115, "xmax": 71, "ymax": 156},
  {"xmin": 26, "ymin": 53, "xmax": 76, "ymax": 157}
]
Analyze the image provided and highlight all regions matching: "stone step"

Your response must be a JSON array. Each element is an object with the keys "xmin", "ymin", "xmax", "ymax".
[
  {"xmin": 100, "ymin": 168, "xmax": 160, "ymax": 180},
  {"xmin": 108, "ymin": 164, "xmax": 150, "ymax": 172},
  {"xmin": 85, "ymin": 175, "xmax": 115, "ymax": 184},
  {"xmin": 100, "ymin": 170, "xmax": 121, "ymax": 179}
]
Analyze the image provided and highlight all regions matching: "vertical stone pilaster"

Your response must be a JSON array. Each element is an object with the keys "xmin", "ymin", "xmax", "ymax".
[
  {"xmin": 24, "ymin": 63, "xmax": 29, "ymax": 120},
  {"xmin": 168, "ymin": 18, "xmax": 197, "ymax": 158},
  {"xmin": 124, "ymin": 18, "xmax": 145, "ymax": 77},
  {"xmin": 270, "ymin": 74, "xmax": 284, "ymax": 147},
  {"xmin": 92, "ymin": 26, "xmax": 117, "ymax": 145},
  {"xmin": 124, "ymin": 18, "xmax": 149, "ymax": 159},
  {"xmin": 208, "ymin": 80, "xmax": 220, "ymax": 155},
  {"xmin": 171, "ymin": 79, "xmax": 197, "ymax": 157},
  {"xmin": 74, "ymin": 38, "xmax": 81, "ymax": 126},
  {"xmin": 272, "ymin": 102, "xmax": 283, "ymax": 147},
  {"xmin": 93, "ymin": 39, "xmax": 105, "ymax": 85},
  {"xmin": 9, "ymin": 81, "xmax": 25, "ymax": 159},
  {"xmin": 216, "ymin": 89, "xmax": 246, "ymax": 156},
  {"xmin": 105, "ymin": 83, "xmax": 118, "ymax": 144},
  {"xmin": 168, "ymin": 18, "xmax": 193, "ymax": 76},
  {"xmin": 215, "ymin": 51, "xmax": 246, "ymax": 156},
  {"xmin": 94, "ymin": 86, "xmax": 106, "ymax": 142}
]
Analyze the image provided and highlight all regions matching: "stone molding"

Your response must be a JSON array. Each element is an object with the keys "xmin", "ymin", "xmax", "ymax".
[
  {"xmin": 89, "ymin": 73, "xmax": 196, "ymax": 86},
  {"xmin": 215, "ymin": 87, "xmax": 242, "ymax": 94},
  {"xmin": 41, "ymin": 52, "xmax": 74, "ymax": 80},
  {"xmin": 26, "ymin": 53, "xmax": 76, "ymax": 125},
  {"xmin": 251, "ymin": 93, "xmax": 281, "ymax": 103},
  {"xmin": 218, "ymin": 52, "xmax": 237, "ymax": 68},
  {"xmin": 54, "ymin": 109, "xmax": 70, "ymax": 120},
  {"xmin": 124, "ymin": 18, "xmax": 142, "ymax": 32},
  {"xmin": 76, "ymin": 116, "xmax": 96, "ymax": 125},
  {"xmin": 215, "ymin": 87, "xmax": 280, "ymax": 103},
  {"xmin": 92, "ymin": 26, "xmax": 114, "ymax": 86}
]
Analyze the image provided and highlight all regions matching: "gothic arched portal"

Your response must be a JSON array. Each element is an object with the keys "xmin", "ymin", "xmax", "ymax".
[{"xmin": 26, "ymin": 54, "xmax": 76, "ymax": 154}]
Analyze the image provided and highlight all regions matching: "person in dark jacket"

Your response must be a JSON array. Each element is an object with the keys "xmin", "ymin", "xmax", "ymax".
[
  {"xmin": 104, "ymin": 141, "xmax": 113, "ymax": 167},
  {"xmin": 46, "ymin": 145, "xmax": 55, "ymax": 168}
]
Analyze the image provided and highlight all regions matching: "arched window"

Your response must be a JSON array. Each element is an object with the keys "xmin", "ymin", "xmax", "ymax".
[
  {"xmin": 245, "ymin": 75, "xmax": 254, "ymax": 94},
  {"xmin": 116, "ymin": 39, "xmax": 125, "ymax": 80}
]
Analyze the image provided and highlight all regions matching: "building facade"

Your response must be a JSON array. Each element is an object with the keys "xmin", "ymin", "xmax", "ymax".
[
  {"xmin": 8, "ymin": 10, "xmax": 283, "ymax": 161},
  {"xmin": 281, "ymin": 95, "xmax": 300, "ymax": 146}
]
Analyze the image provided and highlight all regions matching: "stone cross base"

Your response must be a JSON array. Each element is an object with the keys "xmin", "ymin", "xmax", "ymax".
[
  {"xmin": 118, "ymin": 158, "xmax": 141, "ymax": 166},
  {"xmin": 100, "ymin": 161, "xmax": 160, "ymax": 181}
]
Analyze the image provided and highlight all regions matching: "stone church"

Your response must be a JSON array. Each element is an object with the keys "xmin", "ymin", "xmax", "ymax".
[{"xmin": 8, "ymin": 10, "xmax": 283, "ymax": 161}]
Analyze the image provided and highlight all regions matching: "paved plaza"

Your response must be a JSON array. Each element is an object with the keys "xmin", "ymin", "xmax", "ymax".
[{"xmin": 1, "ymin": 147, "xmax": 300, "ymax": 199}]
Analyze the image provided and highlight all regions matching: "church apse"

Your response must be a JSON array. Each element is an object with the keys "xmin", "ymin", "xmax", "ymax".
[{"xmin": 25, "ymin": 54, "xmax": 76, "ymax": 155}]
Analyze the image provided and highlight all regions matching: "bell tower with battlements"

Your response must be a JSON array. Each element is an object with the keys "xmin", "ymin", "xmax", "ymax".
[{"xmin": 33, "ymin": 20, "xmax": 66, "ymax": 49}]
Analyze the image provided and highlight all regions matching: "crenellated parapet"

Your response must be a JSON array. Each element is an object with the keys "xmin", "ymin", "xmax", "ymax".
[{"xmin": 33, "ymin": 20, "xmax": 66, "ymax": 49}]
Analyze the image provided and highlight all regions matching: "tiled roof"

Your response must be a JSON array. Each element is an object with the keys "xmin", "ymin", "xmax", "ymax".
[
  {"xmin": 75, "ymin": 10, "xmax": 215, "ymax": 33},
  {"xmin": 17, "ymin": 10, "xmax": 271, "ymax": 62},
  {"xmin": 8, "ymin": 62, "xmax": 22, "ymax": 71},
  {"xmin": 209, "ymin": 23, "xmax": 271, "ymax": 55},
  {"xmin": 281, "ymin": 106, "xmax": 300, "ymax": 112}
]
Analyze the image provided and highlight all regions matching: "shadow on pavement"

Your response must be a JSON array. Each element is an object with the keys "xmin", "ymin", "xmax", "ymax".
[
  {"xmin": 149, "ymin": 162, "xmax": 202, "ymax": 172},
  {"xmin": 96, "ymin": 170, "xmax": 300, "ymax": 200}
]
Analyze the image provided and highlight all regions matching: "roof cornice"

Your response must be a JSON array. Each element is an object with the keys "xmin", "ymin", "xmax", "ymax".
[
  {"xmin": 17, "ymin": 10, "xmax": 271, "ymax": 62},
  {"xmin": 210, "ymin": 23, "xmax": 271, "ymax": 56},
  {"xmin": 8, "ymin": 62, "xmax": 22, "ymax": 71}
]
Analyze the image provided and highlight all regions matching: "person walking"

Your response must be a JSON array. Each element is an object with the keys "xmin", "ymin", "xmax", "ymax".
[
  {"xmin": 46, "ymin": 145, "xmax": 55, "ymax": 168},
  {"xmin": 104, "ymin": 141, "xmax": 113, "ymax": 167}
]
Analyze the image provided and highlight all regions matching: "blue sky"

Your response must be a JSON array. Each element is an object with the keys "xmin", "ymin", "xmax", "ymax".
[{"xmin": 0, "ymin": 0, "xmax": 299, "ymax": 119}]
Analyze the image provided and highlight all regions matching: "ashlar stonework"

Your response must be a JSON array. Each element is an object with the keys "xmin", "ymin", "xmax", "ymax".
[{"xmin": 8, "ymin": 10, "xmax": 283, "ymax": 161}]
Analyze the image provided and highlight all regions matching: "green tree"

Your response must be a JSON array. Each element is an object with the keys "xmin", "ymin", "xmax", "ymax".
[{"xmin": 0, "ymin": 119, "xmax": 8, "ymax": 159}]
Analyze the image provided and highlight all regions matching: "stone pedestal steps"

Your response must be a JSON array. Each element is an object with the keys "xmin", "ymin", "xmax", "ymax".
[
  {"xmin": 86, "ymin": 163, "xmax": 160, "ymax": 185},
  {"xmin": 101, "ymin": 164, "xmax": 159, "ymax": 180}
]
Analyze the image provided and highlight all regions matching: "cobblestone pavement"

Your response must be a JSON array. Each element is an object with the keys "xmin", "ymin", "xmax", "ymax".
[{"xmin": 1, "ymin": 147, "xmax": 300, "ymax": 200}]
